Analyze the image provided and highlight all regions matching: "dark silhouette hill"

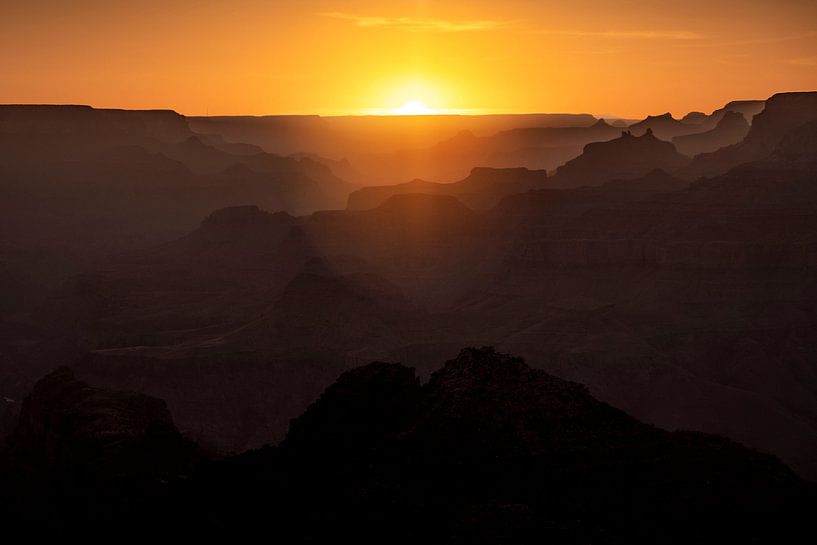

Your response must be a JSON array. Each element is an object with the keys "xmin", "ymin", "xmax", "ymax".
[
  {"xmin": 550, "ymin": 129, "xmax": 690, "ymax": 187},
  {"xmin": 672, "ymin": 111, "xmax": 749, "ymax": 156},
  {"xmin": 0, "ymin": 367, "xmax": 201, "ymax": 531},
  {"xmin": 169, "ymin": 347, "xmax": 814, "ymax": 543},
  {"xmin": 347, "ymin": 167, "xmax": 547, "ymax": 210},
  {"xmin": 4, "ymin": 366, "xmax": 197, "ymax": 473},
  {"xmin": 3, "ymin": 348, "xmax": 812, "ymax": 539}
]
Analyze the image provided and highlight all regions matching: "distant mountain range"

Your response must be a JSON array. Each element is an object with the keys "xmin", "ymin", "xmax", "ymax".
[{"xmin": 185, "ymin": 99, "xmax": 766, "ymax": 184}]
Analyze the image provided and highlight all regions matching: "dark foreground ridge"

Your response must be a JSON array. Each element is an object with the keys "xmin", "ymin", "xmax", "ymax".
[{"xmin": 2, "ymin": 348, "xmax": 813, "ymax": 541}]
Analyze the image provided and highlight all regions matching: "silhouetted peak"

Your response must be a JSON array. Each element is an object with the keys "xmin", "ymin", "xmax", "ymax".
[
  {"xmin": 284, "ymin": 362, "xmax": 420, "ymax": 451},
  {"xmin": 23, "ymin": 366, "xmax": 81, "ymax": 399},
  {"xmin": 704, "ymin": 99, "xmax": 765, "ymax": 126},
  {"xmin": 627, "ymin": 112, "xmax": 692, "ymax": 139},
  {"xmin": 682, "ymin": 111, "xmax": 708, "ymax": 124},
  {"xmin": 591, "ymin": 118, "xmax": 612, "ymax": 128},
  {"xmin": 685, "ymin": 91, "xmax": 817, "ymax": 177},
  {"xmin": 5, "ymin": 366, "xmax": 194, "ymax": 474},
  {"xmin": 552, "ymin": 126, "xmax": 689, "ymax": 187},
  {"xmin": 612, "ymin": 128, "xmax": 664, "ymax": 144},
  {"xmin": 424, "ymin": 347, "xmax": 591, "ymax": 420}
]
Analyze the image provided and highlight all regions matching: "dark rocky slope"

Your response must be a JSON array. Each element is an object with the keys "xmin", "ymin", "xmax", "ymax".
[
  {"xmin": 550, "ymin": 129, "xmax": 690, "ymax": 188},
  {"xmin": 684, "ymin": 91, "xmax": 817, "ymax": 178},
  {"xmin": 173, "ymin": 348, "xmax": 814, "ymax": 543},
  {"xmin": 0, "ymin": 367, "xmax": 201, "ymax": 531}
]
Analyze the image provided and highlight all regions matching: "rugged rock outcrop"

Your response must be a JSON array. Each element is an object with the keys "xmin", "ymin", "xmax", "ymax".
[
  {"xmin": 673, "ymin": 111, "xmax": 749, "ymax": 156},
  {"xmin": 175, "ymin": 348, "xmax": 814, "ymax": 543},
  {"xmin": 550, "ymin": 129, "xmax": 690, "ymax": 187},
  {"xmin": 627, "ymin": 113, "xmax": 701, "ymax": 140},
  {"xmin": 685, "ymin": 91, "xmax": 817, "ymax": 178},
  {"xmin": 3, "ymin": 366, "xmax": 197, "ymax": 474},
  {"xmin": 709, "ymin": 99, "xmax": 766, "ymax": 125},
  {"xmin": 0, "ymin": 367, "xmax": 201, "ymax": 531}
]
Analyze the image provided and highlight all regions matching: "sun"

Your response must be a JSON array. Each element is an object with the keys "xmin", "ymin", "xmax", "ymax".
[{"xmin": 392, "ymin": 99, "xmax": 437, "ymax": 115}]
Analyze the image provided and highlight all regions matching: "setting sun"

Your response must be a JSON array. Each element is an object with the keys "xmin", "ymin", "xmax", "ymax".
[{"xmin": 392, "ymin": 99, "xmax": 436, "ymax": 115}]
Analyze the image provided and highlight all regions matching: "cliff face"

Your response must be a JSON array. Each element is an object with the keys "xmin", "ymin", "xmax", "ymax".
[
  {"xmin": 767, "ymin": 119, "xmax": 817, "ymax": 169},
  {"xmin": 0, "ymin": 105, "xmax": 192, "ymax": 143},
  {"xmin": 685, "ymin": 92, "xmax": 817, "ymax": 178}
]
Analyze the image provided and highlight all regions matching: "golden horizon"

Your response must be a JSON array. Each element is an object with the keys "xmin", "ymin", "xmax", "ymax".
[{"xmin": 2, "ymin": 1, "xmax": 816, "ymax": 118}]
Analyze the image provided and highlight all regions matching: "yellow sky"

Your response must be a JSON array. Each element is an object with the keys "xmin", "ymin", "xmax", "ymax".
[{"xmin": 2, "ymin": 0, "xmax": 816, "ymax": 117}]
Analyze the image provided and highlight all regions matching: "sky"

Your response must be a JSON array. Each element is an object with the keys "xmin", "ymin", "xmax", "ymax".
[{"xmin": 2, "ymin": 0, "xmax": 817, "ymax": 118}]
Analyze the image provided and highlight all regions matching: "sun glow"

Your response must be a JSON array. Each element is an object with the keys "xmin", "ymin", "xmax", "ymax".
[{"xmin": 391, "ymin": 99, "xmax": 437, "ymax": 115}]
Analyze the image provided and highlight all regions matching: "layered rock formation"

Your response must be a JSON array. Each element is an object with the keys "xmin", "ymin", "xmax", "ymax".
[
  {"xmin": 550, "ymin": 129, "xmax": 690, "ymax": 187},
  {"xmin": 685, "ymin": 91, "xmax": 817, "ymax": 178},
  {"xmin": 627, "ymin": 113, "xmax": 701, "ymax": 140},
  {"xmin": 673, "ymin": 111, "xmax": 749, "ymax": 156},
  {"xmin": 353, "ymin": 119, "xmax": 621, "ymax": 183}
]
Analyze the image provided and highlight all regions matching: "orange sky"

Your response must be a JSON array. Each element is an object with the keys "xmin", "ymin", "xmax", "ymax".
[{"xmin": 2, "ymin": 0, "xmax": 816, "ymax": 118}]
